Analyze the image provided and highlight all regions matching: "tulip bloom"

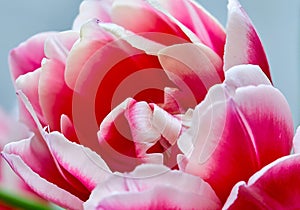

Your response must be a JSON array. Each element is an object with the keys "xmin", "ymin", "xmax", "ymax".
[{"xmin": 2, "ymin": 0, "xmax": 294, "ymax": 209}]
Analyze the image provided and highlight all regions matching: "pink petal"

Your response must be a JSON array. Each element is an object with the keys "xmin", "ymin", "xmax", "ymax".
[
  {"xmin": 1, "ymin": 136, "xmax": 86, "ymax": 208},
  {"xmin": 38, "ymin": 59, "xmax": 73, "ymax": 132},
  {"xmin": 125, "ymin": 100, "xmax": 182, "ymax": 168},
  {"xmin": 224, "ymin": 64, "xmax": 271, "ymax": 92},
  {"xmin": 158, "ymin": 43, "xmax": 223, "ymax": 111},
  {"xmin": 73, "ymin": 0, "xmax": 114, "ymax": 30},
  {"xmin": 39, "ymin": 31, "xmax": 78, "ymax": 132},
  {"xmin": 9, "ymin": 32, "xmax": 56, "ymax": 80},
  {"xmin": 111, "ymin": 0, "xmax": 192, "ymax": 42},
  {"xmin": 1, "ymin": 152, "xmax": 83, "ymax": 210},
  {"xmin": 84, "ymin": 164, "xmax": 221, "ymax": 209},
  {"xmin": 224, "ymin": 154, "xmax": 300, "ymax": 209},
  {"xmin": 44, "ymin": 31, "xmax": 79, "ymax": 63},
  {"xmin": 178, "ymin": 69, "xmax": 293, "ymax": 202},
  {"xmin": 65, "ymin": 20, "xmax": 116, "ymax": 90},
  {"xmin": 45, "ymin": 131, "xmax": 111, "ymax": 191},
  {"xmin": 15, "ymin": 69, "xmax": 47, "ymax": 132},
  {"xmin": 157, "ymin": 0, "xmax": 226, "ymax": 57},
  {"xmin": 8, "ymin": 92, "xmax": 92, "ymax": 202},
  {"xmin": 224, "ymin": 0, "xmax": 271, "ymax": 80}
]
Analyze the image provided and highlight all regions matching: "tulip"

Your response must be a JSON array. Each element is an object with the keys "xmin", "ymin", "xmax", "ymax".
[{"xmin": 2, "ymin": 0, "xmax": 293, "ymax": 209}]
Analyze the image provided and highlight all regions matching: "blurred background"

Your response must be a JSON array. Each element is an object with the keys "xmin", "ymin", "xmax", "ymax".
[{"xmin": 0, "ymin": 0, "xmax": 299, "ymax": 126}]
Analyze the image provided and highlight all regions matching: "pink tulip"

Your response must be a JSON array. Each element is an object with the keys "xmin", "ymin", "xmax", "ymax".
[{"xmin": 2, "ymin": 0, "xmax": 293, "ymax": 209}]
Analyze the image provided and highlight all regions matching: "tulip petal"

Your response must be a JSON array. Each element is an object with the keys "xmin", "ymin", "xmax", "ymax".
[
  {"xmin": 15, "ymin": 68, "xmax": 47, "ymax": 132},
  {"xmin": 111, "ymin": 0, "xmax": 195, "ymax": 42},
  {"xmin": 98, "ymin": 98, "xmax": 147, "ymax": 172},
  {"xmin": 1, "ymin": 152, "xmax": 83, "ymax": 210},
  {"xmin": 65, "ymin": 20, "xmax": 116, "ymax": 90},
  {"xmin": 9, "ymin": 32, "xmax": 56, "ymax": 80},
  {"xmin": 73, "ymin": 0, "xmax": 114, "ymax": 30},
  {"xmin": 158, "ymin": 43, "xmax": 223, "ymax": 111},
  {"xmin": 12, "ymin": 91, "xmax": 93, "ymax": 201},
  {"xmin": 84, "ymin": 164, "xmax": 221, "ymax": 209},
  {"xmin": 38, "ymin": 59, "xmax": 73, "ymax": 132},
  {"xmin": 224, "ymin": 64, "xmax": 271, "ymax": 93},
  {"xmin": 156, "ymin": 0, "xmax": 226, "ymax": 57},
  {"xmin": 45, "ymin": 131, "xmax": 112, "ymax": 191},
  {"xmin": 178, "ymin": 68, "xmax": 293, "ymax": 202},
  {"xmin": 224, "ymin": 154, "xmax": 300, "ymax": 209},
  {"xmin": 2, "ymin": 137, "xmax": 86, "ymax": 208},
  {"xmin": 39, "ymin": 32, "xmax": 78, "ymax": 132},
  {"xmin": 44, "ymin": 31, "xmax": 79, "ymax": 63},
  {"xmin": 224, "ymin": 0, "xmax": 271, "ymax": 80},
  {"xmin": 125, "ymin": 100, "xmax": 182, "ymax": 168}
]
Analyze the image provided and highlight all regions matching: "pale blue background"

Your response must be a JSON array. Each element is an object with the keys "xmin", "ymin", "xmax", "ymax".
[{"xmin": 0, "ymin": 0, "xmax": 299, "ymax": 126}]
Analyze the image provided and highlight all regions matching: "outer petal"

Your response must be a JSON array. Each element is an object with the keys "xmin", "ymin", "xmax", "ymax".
[
  {"xmin": 84, "ymin": 164, "xmax": 221, "ymax": 210},
  {"xmin": 2, "ymin": 152, "xmax": 83, "ymax": 210},
  {"xmin": 39, "ymin": 31, "xmax": 79, "ymax": 132},
  {"xmin": 224, "ymin": 0, "xmax": 271, "ymax": 80},
  {"xmin": 6, "ymin": 92, "xmax": 97, "ymax": 203},
  {"xmin": 38, "ymin": 59, "xmax": 73, "ymax": 131},
  {"xmin": 2, "ymin": 137, "xmax": 84, "ymax": 209},
  {"xmin": 178, "ymin": 66, "xmax": 293, "ymax": 202},
  {"xmin": 45, "ymin": 131, "xmax": 112, "ymax": 191},
  {"xmin": 9, "ymin": 32, "xmax": 56, "ymax": 81},
  {"xmin": 224, "ymin": 154, "xmax": 300, "ymax": 209},
  {"xmin": 157, "ymin": 0, "xmax": 226, "ymax": 57},
  {"xmin": 15, "ymin": 68, "xmax": 48, "ymax": 133}
]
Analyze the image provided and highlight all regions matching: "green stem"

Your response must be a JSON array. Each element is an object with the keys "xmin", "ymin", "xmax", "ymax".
[{"xmin": 0, "ymin": 188, "xmax": 57, "ymax": 210}]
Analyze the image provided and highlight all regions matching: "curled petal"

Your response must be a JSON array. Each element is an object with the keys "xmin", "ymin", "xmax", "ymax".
[
  {"xmin": 224, "ymin": 0, "xmax": 271, "ymax": 80},
  {"xmin": 224, "ymin": 154, "xmax": 300, "ymax": 209},
  {"xmin": 84, "ymin": 164, "xmax": 221, "ymax": 210}
]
